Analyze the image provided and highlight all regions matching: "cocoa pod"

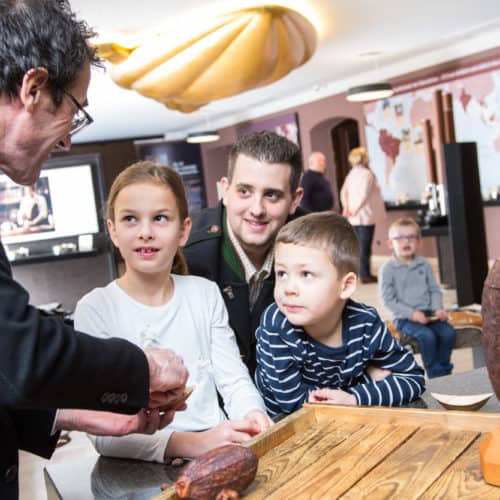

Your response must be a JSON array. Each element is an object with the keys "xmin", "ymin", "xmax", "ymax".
[
  {"xmin": 482, "ymin": 260, "xmax": 500, "ymax": 399},
  {"xmin": 175, "ymin": 445, "xmax": 258, "ymax": 499}
]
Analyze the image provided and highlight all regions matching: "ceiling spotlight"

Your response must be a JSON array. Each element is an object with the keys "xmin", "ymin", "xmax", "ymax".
[
  {"xmin": 346, "ymin": 82, "xmax": 394, "ymax": 102},
  {"xmin": 186, "ymin": 131, "xmax": 220, "ymax": 144}
]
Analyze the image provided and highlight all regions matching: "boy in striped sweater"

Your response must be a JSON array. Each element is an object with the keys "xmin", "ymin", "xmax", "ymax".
[{"xmin": 255, "ymin": 212, "xmax": 425, "ymax": 417}]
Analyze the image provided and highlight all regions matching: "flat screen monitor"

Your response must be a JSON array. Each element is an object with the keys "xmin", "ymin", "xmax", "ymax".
[{"xmin": 0, "ymin": 154, "xmax": 103, "ymax": 248}]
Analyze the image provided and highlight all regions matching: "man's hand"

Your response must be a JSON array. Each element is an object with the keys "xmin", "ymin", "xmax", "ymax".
[
  {"xmin": 411, "ymin": 310, "xmax": 429, "ymax": 324},
  {"xmin": 55, "ymin": 408, "xmax": 175, "ymax": 436},
  {"xmin": 308, "ymin": 388, "xmax": 357, "ymax": 405},
  {"xmin": 434, "ymin": 308, "xmax": 448, "ymax": 321},
  {"xmin": 144, "ymin": 348, "xmax": 189, "ymax": 407}
]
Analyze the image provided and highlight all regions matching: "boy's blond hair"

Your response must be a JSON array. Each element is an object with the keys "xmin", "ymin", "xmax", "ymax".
[
  {"xmin": 276, "ymin": 211, "xmax": 360, "ymax": 276},
  {"xmin": 388, "ymin": 217, "xmax": 421, "ymax": 239}
]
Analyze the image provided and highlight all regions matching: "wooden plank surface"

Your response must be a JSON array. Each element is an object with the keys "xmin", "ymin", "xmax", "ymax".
[
  {"xmin": 340, "ymin": 426, "xmax": 479, "ymax": 499},
  {"xmin": 259, "ymin": 424, "xmax": 418, "ymax": 499},
  {"xmin": 244, "ymin": 419, "xmax": 362, "ymax": 498},
  {"xmin": 420, "ymin": 435, "xmax": 500, "ymax": 499}
]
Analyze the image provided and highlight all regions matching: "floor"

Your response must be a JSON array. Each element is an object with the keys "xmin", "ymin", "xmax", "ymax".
[{"xmin": 19, "ymin": 257, "xmax": 476, "ymax": 500}]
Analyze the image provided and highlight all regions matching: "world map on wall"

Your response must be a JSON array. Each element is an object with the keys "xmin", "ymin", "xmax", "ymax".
[{"xmin": 364, "ymin": 59, "xmax": 500, "ymax": 201}]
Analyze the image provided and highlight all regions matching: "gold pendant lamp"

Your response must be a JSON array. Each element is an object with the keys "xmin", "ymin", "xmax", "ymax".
[{"xmin": 94, "ymin": 5, "xmax": 317, "ymax": 113}]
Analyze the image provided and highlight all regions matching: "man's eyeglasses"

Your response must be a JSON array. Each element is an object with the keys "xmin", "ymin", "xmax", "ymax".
[
  {"xmin": 61, "ymin": 88, "xmax": 93, "ymax": 136},
  {"xmin": 391, "ymin": 234, "xmax": 418, "ymax": 242}
]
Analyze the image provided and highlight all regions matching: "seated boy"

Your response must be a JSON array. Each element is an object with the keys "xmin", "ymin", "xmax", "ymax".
[
  {"xmin": 379, "ymin": 217, "xmax": 456, "ymax": 379},
  {"xmin": 255, "ymin": 212, "xmax": 425, "ymax": 417}
]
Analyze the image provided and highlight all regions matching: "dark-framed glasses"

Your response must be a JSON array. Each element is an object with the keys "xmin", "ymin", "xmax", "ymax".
[
  {"xmin": 391, "ymin": 234, "xmax": 418, "ymax": 242},
  {"xmin": 61, "ymin": 88, "xmax": 93, "ymax": 136}
]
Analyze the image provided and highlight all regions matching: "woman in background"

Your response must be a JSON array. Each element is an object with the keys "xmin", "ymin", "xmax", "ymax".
[{"xmin": 340, "ymin": 147, "xmax": 385, "ymax": 284}]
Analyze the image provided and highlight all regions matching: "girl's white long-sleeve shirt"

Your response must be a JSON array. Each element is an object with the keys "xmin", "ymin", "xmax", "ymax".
[{"xmin": 74, "ymin": 274, "xmax": 266, "ymax": 463}]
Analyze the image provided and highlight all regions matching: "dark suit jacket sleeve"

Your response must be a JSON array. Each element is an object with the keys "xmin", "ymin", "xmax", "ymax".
[
  {"xmin": 0, "ymin": 242, "xmax": 149, "ymax": 413},
  {"xmin": 12, "ymin": 408, "xmax": 59, "ymax": 458}
]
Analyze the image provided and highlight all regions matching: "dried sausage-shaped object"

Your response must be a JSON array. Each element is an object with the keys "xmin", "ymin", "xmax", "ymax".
[
  {"xmin": 482, "ymin": 259, "xmax": 500, "ymax": 398},
  {"xmin": 176, "ymin": 444, "xmax": 258, "ymax": 499}
]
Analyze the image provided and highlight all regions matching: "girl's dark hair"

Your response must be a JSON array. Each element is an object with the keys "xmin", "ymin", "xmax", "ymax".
[{"xmin": 107, "ymin": 161, "xmax": 189, "ymax": 275}]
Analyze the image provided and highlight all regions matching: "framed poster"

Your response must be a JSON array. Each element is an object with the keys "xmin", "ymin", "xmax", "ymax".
[
  {"xmin": 236, "ymin": 112, "xmax": 300, "ymax": 146},
  {"xmin": 134, "ymin": 139, "xmax": 207, "ymax": 213}
]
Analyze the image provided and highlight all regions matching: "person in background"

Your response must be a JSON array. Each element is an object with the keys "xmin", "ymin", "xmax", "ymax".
[
  {"xmin": 183, "ymin": 131, "xmax": 306, "ymax": 375},
  {"xmin": 379, "ymin": 217, "xmax": 456, "ymax": 379},
  {"xmin": 300, "ymin": 151, "xmax": 334, "ymax": 212},
  {"xmin": 255, "ymin": 212, "xmax": 425, "ymax": 417},
  {"xmin": 17, "ymin": 184, "xmax": 49, "ymax": 228},
  {"xmin": 75, "ymin": 162, "xmax": 272, "ymax": 462},
  {"xmin": 0, "ymin": 2, "xmax": 187, "ymax": 497},
  {"xmin": 340, "ymin": 147, "xmax": 385, "ymax": 284}
]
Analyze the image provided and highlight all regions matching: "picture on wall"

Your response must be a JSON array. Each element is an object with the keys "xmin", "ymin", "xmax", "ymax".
[
  {"xmin": 0, "ymin": 177, "xmax": 55, "ymax": 239},
  {"xmin": 364, "ymin": 57, "xmax": 500, "ymax": 202},
  {"xmin": 134, "ymin": 139, "xmax": 207, "ymax": 213},
  {"xmin": 237, "ymin": 112, "xmax": 300, "ymax": 146}
]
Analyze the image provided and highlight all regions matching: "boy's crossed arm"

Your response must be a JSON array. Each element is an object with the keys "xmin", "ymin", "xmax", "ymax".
[
  {"xmin": 308, "ymin": 365, "xmax": 391, "ymax": 405},
  {"xmin": 309, "ymin": 324, "xmax": 425, "ymax": 407}
]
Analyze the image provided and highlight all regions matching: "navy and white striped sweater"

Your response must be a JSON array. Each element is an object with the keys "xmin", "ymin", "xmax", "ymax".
[{"xmin": 255, "ymin": 299, "xmax": 425, "ymax": 416}]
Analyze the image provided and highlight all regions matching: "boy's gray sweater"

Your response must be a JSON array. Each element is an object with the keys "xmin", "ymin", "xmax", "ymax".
[{"xmin": 379, "ymin": 255, "xmax": 443, "ymax": 320}]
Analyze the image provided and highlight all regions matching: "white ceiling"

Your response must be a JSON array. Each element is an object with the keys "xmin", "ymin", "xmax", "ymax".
[{"xmin": 69, "ymin": 0, "xmax": 500, "ymax": 144}]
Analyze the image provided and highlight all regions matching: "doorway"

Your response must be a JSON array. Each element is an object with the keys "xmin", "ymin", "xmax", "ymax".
[{"xmin": 331, "ymin": 119, "xmax": 360, "ymax": 207}]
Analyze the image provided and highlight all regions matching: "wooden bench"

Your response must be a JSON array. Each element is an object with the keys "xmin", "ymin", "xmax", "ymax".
[{"xmin": 386, "ymin": 311, "xmax": 485, "ymax": 368}]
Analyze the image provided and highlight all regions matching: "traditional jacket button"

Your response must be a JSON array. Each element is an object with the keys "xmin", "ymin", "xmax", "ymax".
[{"xmin": 4, "ymin": 465, "xmax": 18, "ymax": 483}]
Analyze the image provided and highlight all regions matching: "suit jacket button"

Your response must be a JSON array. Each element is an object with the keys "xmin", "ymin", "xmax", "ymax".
[
  {"xmin": 5, "ymin": 465, "xmax": 18, "ymax": 483},
  {"xmin": 100, "ymin": 393, "xmax": 109, "ymax": 404},
  {"xmin": 120, "ymin": 393, "xmax": 128, "ymax": 403}
]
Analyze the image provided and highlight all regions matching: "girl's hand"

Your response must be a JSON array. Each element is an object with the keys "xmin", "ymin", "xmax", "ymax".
[
  {"xmin": 308, "ymin": 388, "xmax": 357, "ymax": 405},
  {"xmin": 411, "ymin": 310, "xmax": 428, "ymax": 324},
  {"xmin": 434, "ymin": 309, "xmax": 448, "ymax": 321},
  {"xmin": 196, "ymin": 420, "xmax": 261, "ymax": 455},
  {"xmin": 244, "ymin": 409, "xmax": 273, "ymax": 433}
]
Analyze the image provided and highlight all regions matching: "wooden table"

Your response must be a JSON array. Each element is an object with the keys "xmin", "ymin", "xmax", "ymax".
[{"xmin": 45, "ymin": 369, "xmax": 500, "ymax": 499}]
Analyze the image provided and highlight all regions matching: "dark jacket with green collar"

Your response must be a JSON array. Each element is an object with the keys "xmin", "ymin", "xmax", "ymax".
[{"xmin": 183, "ymin": 202, "xmax": 306, "ymax": 375}]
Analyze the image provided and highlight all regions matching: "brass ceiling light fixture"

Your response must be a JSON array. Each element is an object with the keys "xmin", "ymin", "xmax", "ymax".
[
  {"xmin": 346, "ymin": 82, "xmax": 394, "ymax": 102},
  {"xmin": 94, "ymin": 6, "xmax": 317, "ymax": 113},
  {"xmin": 346, "ymin": 52, "xmax": 394, "ymax": 102},
  {"xmin": 186, "ymin": 131, "xmax": 220, "ymax": 144}
]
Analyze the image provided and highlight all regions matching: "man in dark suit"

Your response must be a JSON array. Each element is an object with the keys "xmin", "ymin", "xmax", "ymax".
[
  {"xmin": 184, "ymin": 131, "xmax": 306, "ymax": 374},
  {"xmin": 300, "ymin": 152, "xmax": 334, "ymax": 212},
  {"xmin": 0, "ymin": 2, "xmax": 188, "ymax": 498}
]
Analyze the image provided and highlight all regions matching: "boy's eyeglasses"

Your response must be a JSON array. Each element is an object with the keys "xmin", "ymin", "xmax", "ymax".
[
  {"xmin": 60, "ymin": 89, "xmax": 94, "ymax": 136},
  {"xmin": 391, "ymin": 235, "xmax": 418, "ymax": 241}
]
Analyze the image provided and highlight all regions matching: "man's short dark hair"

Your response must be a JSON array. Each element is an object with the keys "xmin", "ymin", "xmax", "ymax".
[
  {"xmin": 228, "ymin": 131, "xmax": 303, "ymax": 193},
  {"xmin": 0, "ymin": 0, "xmax": 101, "ymax": 105}
]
